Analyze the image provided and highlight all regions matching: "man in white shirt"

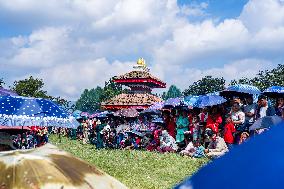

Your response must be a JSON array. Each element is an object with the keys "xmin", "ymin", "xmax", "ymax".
[
  {"xmin": 255, "ymin": 95, "xmax": 276, "ymax": 120},
  {"xmin": 244, "ymin": 96, "xmax": 257, "ymax": 130}
]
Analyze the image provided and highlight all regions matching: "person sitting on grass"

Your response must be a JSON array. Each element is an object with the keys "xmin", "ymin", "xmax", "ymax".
[
  {"xmin": 205, "ymin": 130, "xmax": 228, "ymax": 159},
  {"xmin": 180, "ymin": 135, "xmax": 195, "ymax": 156},
  {"xmin": 157, "ymin": 130, "xmax": 178, "ymax": 153},
  {"xmin": 192, "ymin": 140, "xmax": 206, "ymax": 158}
]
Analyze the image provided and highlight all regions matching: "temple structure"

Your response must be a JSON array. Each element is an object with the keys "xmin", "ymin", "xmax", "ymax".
[{"xmin": 101, "ymin": 58, "xmax": 166, "ymax": 110}]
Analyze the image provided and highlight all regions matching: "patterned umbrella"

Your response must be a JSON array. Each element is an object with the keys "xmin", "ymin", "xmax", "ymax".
[
  {"xmin": 193, "ymin": 95, "xmax": 227, "ymax": 108},
  {"xmin": 221, "ymin": 84, "xmax": 261, "ymax": 97},
  {"xmin": 263, "ymin": 86, "xmax": 284, "ymax": 98},
  {"xmin": 182, "ymin": 96, "xmax": 199, "ymax": 107},
  {"xmin": 0, "ymin": 96, "xmax": 79, "ymax": 128},
  {"xmin": 0, "ymin": 143, "xmax": 128, "ymax": 189},
  {"xmin": 0, "ymin": 88, "xmax": 18, "ymax": 96}
]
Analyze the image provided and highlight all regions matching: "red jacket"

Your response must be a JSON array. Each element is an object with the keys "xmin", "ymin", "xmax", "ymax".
[
  {"xmin": 224, "ymin": 122, "xmax": 236, "ymax": 144},
  {"xmin": 206, "ymin": 114, "xmax": 222, "ymax": 133}
]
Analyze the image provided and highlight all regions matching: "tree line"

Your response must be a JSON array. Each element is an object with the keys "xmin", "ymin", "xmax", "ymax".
[{"xmin": 1, "ymin": 64, "xmax": 283, "ymax": 112}]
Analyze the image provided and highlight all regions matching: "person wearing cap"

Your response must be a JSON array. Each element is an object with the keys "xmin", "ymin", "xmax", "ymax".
[
  {"xmin": 204, "ymin": 130, "xmax": 228, "ymax": 159},
  {"xmin": 255, "ymin": 95, "xmax": 276, "ymax": 120}
]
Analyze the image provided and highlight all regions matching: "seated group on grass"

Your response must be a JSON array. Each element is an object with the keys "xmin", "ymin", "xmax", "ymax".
[{"xmin": 53, "ymin": 95, "xmax": 283, "ymax": 159}]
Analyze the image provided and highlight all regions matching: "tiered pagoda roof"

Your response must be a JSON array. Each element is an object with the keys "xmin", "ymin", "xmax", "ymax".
[
  {"xmin": 101, "ymin": 93, "xmax": 162, "ymax": 110},
  {"xmin": 101, "ymin": 58, "xmax": 166, "ymax": 110},
  {"xmin": 114, "ymin": 70, "xmax": 166, "ymax": 88}
]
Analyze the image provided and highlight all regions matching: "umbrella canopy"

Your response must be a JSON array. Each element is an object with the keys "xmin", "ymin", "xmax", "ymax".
[
  {"xmin": 164, "ymin": 98, "xmax": 182, "ymax": 107},
  {"xmin": 114, "ymin": 108, "xmax": 139, "ymax": 118},
  {"xmin": 0, "ymin": 88, "xmax": 18, "ymax": 96},
  {"xmin": 182, "ymin": 96, "xmax": 199, "ymax": 107},
  {"xmin": 0, "ymin": 96, "xmax": 79, "ymax": 128},
  {"xmin": 249, "ymin": 116, "xmax": 283, "ymax": 131},
  {"xmin": 263, "ymin": 86, "xmax": 284, "ymax": 98},
  {"xmin": 148, "ymin": 101, "xmax": 165, "ymax": 110},
  {"xmin": 140, "ymin": 109, "xmax": 161, "ymax": 115},
  {"xmin": 72, "ymin": 110, "xmax": 82, "ymax": 119},
  {"xmin": 0, "ymin": 143, "xmax": 128, "ymax": 189},
  {"xmin": 221, "ymin": 84, "xmax": 261, "ymax": 97},
  {"xmin": 174, "ymin": 121, "xmax": 284, "ymax": 189},
  {"xmin": 193, "ymin": 95, "xmax": 227, "ymax": 108},
  {"xmin": 80, "ymin": 112, "xmax": 90, "ymax": 118}
]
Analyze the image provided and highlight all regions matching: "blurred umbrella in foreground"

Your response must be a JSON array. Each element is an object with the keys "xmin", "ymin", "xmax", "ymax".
[
  {"xmin": 0, "ymin": 143, "xmax": 128, "ymax": 189},
  {"xmin": 174, "ymin": 121, "xmax": 284, "ymax": 189}
]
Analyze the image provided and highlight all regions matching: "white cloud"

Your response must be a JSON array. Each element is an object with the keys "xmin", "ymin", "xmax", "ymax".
[{"xmin": 0, "ymin": 0, "xmax": 284, "ymax": 100}]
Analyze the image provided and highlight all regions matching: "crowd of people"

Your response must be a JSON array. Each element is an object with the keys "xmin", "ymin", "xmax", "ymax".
[{"xmin": 5, "ymin": 95, "xmax": 284, "ymax": 159}]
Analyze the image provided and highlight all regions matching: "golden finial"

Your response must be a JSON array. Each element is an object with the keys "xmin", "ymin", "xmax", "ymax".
[
  {"xmin": 134, "ymin": 58, "xmax": 150, "ymax": 72},
  {"xmin": 137, "ymin": 58, "xmax": 146, "ymax": 67}
]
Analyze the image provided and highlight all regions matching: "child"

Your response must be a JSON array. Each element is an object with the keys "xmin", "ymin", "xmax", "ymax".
[
  {"xmin": 192, "ymin": 140, "xmax": 205, "ymax": 158},
  {"xmin": 223, "ymin": 116, "xmax": 236, "ymax": 149}
]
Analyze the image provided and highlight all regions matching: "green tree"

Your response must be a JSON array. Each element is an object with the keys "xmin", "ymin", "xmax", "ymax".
[
  {"xmin": 162, "ymin": 85, "xmax": 182, "ymax": 100},
  {"xmin": 102, "ymin": 77, "xmax": 125, "ymax": 101},
  {"xmin": 75, "ymin": 87, "xmax": 104, "ymax": 112},
  {"xmin": 183, "ymin": 76, "xmax": 226, "ymax": 96},
  {"xmin": 230, "ymin": 64, "xmax": 284, "ymax": 90},
  {"xmin": 11, "ymin": 76, "xmax": 51, "ymax": 98}
]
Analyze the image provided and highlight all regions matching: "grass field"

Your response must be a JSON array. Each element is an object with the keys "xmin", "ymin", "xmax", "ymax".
[{"xmin": 49, "ymin": 135, "xmax": 208, "ymax": 189}]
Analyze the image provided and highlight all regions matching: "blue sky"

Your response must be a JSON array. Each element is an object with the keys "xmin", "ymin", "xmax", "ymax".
[
  {"xmin": 178, "ymin": 0, "xmax": 249, "ymax": 20},
  {"xmin": 0, "ymin": 0, "xmax": 283, "ymax": 100}
]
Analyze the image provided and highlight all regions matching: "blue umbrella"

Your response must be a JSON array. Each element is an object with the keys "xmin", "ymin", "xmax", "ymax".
[
  {"xmin": 152, "ymin": 117, "xmax": 164, "ymax": 123},
  {"xmin": 174, "ymin": 121, "xmax": 284, "ymax": 189},
  {"xmin": 0, "ymin": 88, "xmax": 18, "ymax": 96},
  {"xmin": 221, "ymin": 84, "xmax": 261, "ymax": 97},
  {"xmin": 182, "ymin": 96, "xmax": 199, "ymax": 107},
  {"xmin": 72, "ymin": 110, "xmax": 82, "ymax": 119},
  {"xmin": 193, "ymin": 95, "xmax": 227, "ymax": 108},
  {"xmin": 0, "ymin": 96, "xmax": 79, "ymax": 128},
  {"xmin": 263, "ymin": 86, "xmax": 284, "ymax": 98},
  {"xmin": 249, "ymin": 116, "xmax": 283, "ymax": 131},
  {"xmin": 148, "ymin": 101, "xmax": 165, "ymax": 110},
  {"xmin": 164, "ymin": 98, "xmax": 182, "ymax": 107}
]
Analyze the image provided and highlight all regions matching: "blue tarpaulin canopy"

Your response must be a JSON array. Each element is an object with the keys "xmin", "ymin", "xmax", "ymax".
[{"xmin": 0, "ymin": 96, "xmax": 79, "ymax": 128}]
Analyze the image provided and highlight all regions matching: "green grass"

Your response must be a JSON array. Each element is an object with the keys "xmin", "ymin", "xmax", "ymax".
[{"xmin": 49, "ymin": 135, "xmax": 208, "ymax": 189}]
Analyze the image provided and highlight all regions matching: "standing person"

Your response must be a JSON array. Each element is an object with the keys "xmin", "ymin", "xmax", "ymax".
[
  {"xmin": 255, "ymin": 95, "xmax": 276, "ymax": 120},
  {"xmin": 176, "ymin": 109, "xmax": 189, "ymax": 145},
  {"xmin": 95, "ymin": 119, "xmax": 105, "ymax": 149},
  {"xmin": 206, "ymin": 106, "xmax": 222, "ymax": 134},
  {"xmin": 275, "ymin": 98, "xmax": 284, "ymax": 116},
  {"xmin": 231, "ymin": 102, "xmax": 245, "ymax": 131},
  {"xmin": 163, "ymin": 110, "xmax": 176, "ymax": 139},
  {"xmin": 82, "ymin": 119, "xmax": 89, "ymax": 144},
  {"xmin": 223, "ymin": 116, "xmax": 236, "ymax": 149},
  {"xmin": 244, "ymin": 96, "xmax": 257, "ymax": 131}
]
